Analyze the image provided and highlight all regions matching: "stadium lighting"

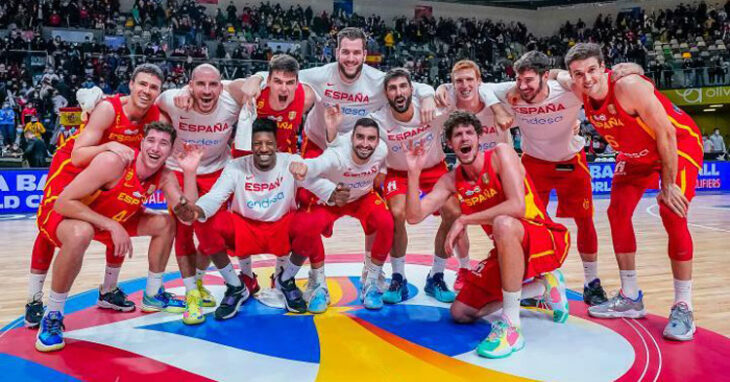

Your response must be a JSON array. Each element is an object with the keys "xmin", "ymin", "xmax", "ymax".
[
  {"xmin": 709, "ymin": 104, "xmax": 724, "ymax": 108},
  {"xmin": 703, "ymin": 108, "xmax": 716, "ymax": 112}
]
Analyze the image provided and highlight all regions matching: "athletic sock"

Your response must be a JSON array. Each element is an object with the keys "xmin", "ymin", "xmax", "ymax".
[
  {"xmin": 101, "ymin": 265, "xmax": 121, "ymax": 294},
  {"xmin": 583, "ymin": 261, "xmax": 598, "ymax": 286},
  {"xmin": 673, "ymin": 279, "xmax": 693, "ymax": 310},
  {"xmin": 281, "ymin": 258, "xmax": 301, "ymax": 281},
  {"xmin": 182, "ymin": 276, "xmax": 197, "ymax": 293},
  {"xmin": 145, "ymin": 271, "xmax": 163, "ymax": 297},
  {"xmin": 619, "ymin": 270, "xmax": 639, "ymax": 300},
  {"xmin": 429, "ymin": 256, "xmax": 447, "ymax": 277},
  {"xmin": 366, "ymin": 262, "xmax": 383, "ymax": 284},
  {"xmin": 502, "ymin": 289, "xmax": 521, "ymax": 327},
  {"xmin": 195, "ymin": 268, "xmax": 206, "ymax": 282},
  {"xmin": 28, "ymin": 273, "xmax": 47, "ymax": 301},
  {"xmin": 218, "ymin": 263, "xmax": 241, "ymax": 287},
  {"xmin": 239, "ymin": 257, "xmax": 253, "ymax": 278},
  {"xmin": 45, "ymin": 291, "xmax": 69, "ymax": 316},
  {"xmin": 458, "ymin": 255, "xmax": 470, "ymax": 269},
  {"xmin": 391, "ymin": 256, "xmax": 406, "ymax": 276},
  {"xmin": 276, "ymin": 256, "xmax": 288, "ymax": 276},
  {"xmin": 521, "ymin": 280, "xmax": 546, "ymax": 299}
]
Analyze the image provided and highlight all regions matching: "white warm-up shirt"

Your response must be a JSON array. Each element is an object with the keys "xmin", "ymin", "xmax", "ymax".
[
  {"xmin": 484, "ymin": 80, "xmax": 584, "ymax": 162},
  {"xmin": 304, "ymin": 132, "xmax": 387, "ymax": 203},
  {"xmin": 443, "ymin": 85, "xmax": 512, "ymax": 151},
  {"xmin": 196, "ymin": 153, "xmax": 334, "ymax": 222},
  {"xmin": 157, "ymin": 89, "xmax": 241, "ymax": 174}
]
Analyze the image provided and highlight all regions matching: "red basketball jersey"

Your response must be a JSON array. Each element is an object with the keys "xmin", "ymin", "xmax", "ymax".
[
  {"xmin": 256, "ymin": 84, "xmax": 305, "ymax": 154},
  {"xmin": 583, "ymin": 72, "xmax": 703, "ymax": 169}
]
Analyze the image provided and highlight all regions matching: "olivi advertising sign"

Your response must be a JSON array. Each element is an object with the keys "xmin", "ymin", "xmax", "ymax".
[{"xmin": 661, "ymin": 87, "xmax": 730, "ymax": 106}]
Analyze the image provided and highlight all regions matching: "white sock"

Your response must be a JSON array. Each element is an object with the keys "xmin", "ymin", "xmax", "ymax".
[
  {"xmin": 366, "ymin": 262, "xmax": 383, "ymax": 283},
  {"xmin": 429, "ymin": 256, "xmax": 447, "ymax": 277},
  {"xmin": 46, "ymin": 291, "xmax": 68, "ymax": 315},
  {"xmin": 673, "ymin": 279, "xmax": 693, "ymax": 310},
  {"xmin": 276, "ymin": 256, "xmax": 288, "ymax": 276},
  {"xmin": 28, "ymin": 273, "xmax": 47, "ymax": 301},
  {"xmin": 619, "ymin": 270, "xmax": 639, "ymax": 300},
  {"xmin": 502, "ymin": 289, "xmax": 521, "ymax": 327},
  {"xmin": 182, "ymin": 276, "xmax": 197, "ymax": 293},
  {"xmin": 195, "ymin": 268, "xmax": 206, "ymax": 282},
  {"xmin": 282, "ymin": 258, "xmax": 301, "ymax": 281},
  {"xmin": 239, "ymin": 257, "xmax": 253, "ymax": 278},
  {"xmin": 101, "ymin": 265, "xmax": 121, "ymax": 294},
  {"xmin": 458, "ymin": 255, "xmax": 470, "ymax": 269},
  {"xmin": 218, "ymin": 263, "xmax": 241, "ymax": 287},
  {"xmin": 521, "ymin": 280, "xmax": 546, "ymax": 299},
  {"xmin": 146, "ymin": 271, "xmax": 163, "ymax": 296},
  {"xmin": 391, "ymin": 256, "xmax": 406, "ymax": 276},
  {"xmin": 583, "ymin": 261, "xmax": 598, "ymax": 286},
  {"xmin": 311, "ymin": 266, "xmax": 326, "ymax": 286}
]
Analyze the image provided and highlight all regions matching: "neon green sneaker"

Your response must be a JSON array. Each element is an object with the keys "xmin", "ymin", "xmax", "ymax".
[
  {"xmin": 476, "ymin": 318, "xmax": 525, "ymax": 359},
  {"xmin": 542, "ymin": 269, "xmax": 569, "ymax": 323},
  {"xmin": 197, "ymin": 279, "xmax": 216, "ymax": 307},
  {"xmin": 183, "ymin": 289, "xmax": 205, "ymax": 325}
]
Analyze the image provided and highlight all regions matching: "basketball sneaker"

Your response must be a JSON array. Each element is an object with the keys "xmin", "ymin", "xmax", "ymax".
[
  {"xmin": 239, "ymin": 272, "xmax": 261, "ymax": 295},
  {"xmin": 588, "ymin": 290, "xmax": 646, "ymax": 319},
  {"xmin": 25, "ymin": 292, "xmax": 44, "ymax": 328},
  {"xmin": 583, "ymin": 278, "xmax": 608, "ymax": 306},
  {"xmin": 304, "ymin": 270, "xmax": 329, "ymax": 314},
  {"xmin": 360, "ymin": 266, "xmax": 388, "ymax": 293},
  {"xmin": 141, "ymin": 287, "xmax": 186, "ymax": 313},
  {"xmin": 476, "ymin": 317, "xmax": 525, "ymax": 359},
  {"xmin": 197, "ymin": 279, "xmax": 216, "ymax": 307},
  {"xmin": 383, "ymin": 273, "xmax": 408, "ymax": 304},
  {"xmin": 425, "ymin": 272, "xmax": 456, "ymax": 303},
  {"xmin": 183, "ymin": 289, "xmax": 205, "ymax": 325},
  {"xmin": 35, "ymin": 311, "xmax": 65, "ymax": 352},
  {"xmin": 214, "ymin": 283, "xmax": 249, "ymax": 320},
  {"xmin": 97, "ymin": 286, "xmax": 135, "ymax": 312},
  {"xmin": 663, "ymin": 302, "xmax": 696, "ymax": 341},
  {"xmin": 454, "ymin": 268, "xmax": 469, "ymax": 292},
  {"xmin": 275, "ymin": 273, "xmax": 307, "ymax": 314},
  {"xmin": 541, "ymin": 269, "xmax": 569, "ymax": 323},
  {"xmin": 361, "ymin": 280, "xmax": 383, "ymax": 310}
]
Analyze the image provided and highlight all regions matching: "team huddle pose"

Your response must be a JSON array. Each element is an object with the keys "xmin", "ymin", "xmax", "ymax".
[{"xmin": 24, "ymin": 25, "xmax": 701, "ymax": 360}]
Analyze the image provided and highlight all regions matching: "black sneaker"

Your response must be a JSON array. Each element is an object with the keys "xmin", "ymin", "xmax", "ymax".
[
  {"xmin": 25, "ymin": 294, "xmax": 44, "ymax": 328},
  {"xmin": 276, "ymin": 273, "xmax": 307, "ymax": 313},
  {"xmin": 583, "ymin": 278, "xmax": 608, "ymax": 306},
  {"xmin": 214, "ymin": 283, "xmax": 249, "ymax": 320},
  {"xmin": 97, "ymin": 286, "xmax": 136, "ymax": 312}
]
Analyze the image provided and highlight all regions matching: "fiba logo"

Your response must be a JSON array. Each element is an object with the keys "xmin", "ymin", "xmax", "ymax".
[
  {"xmin": 614, "ymin": 160, "xmax": 626, "ymax": 175},
  {"xmin": 386, "ymin": 180, "xmax": 397, "ymax": 194},
  {"xmin": 674, "ymin": 88, "xmax": 702, "ymax": 104}
]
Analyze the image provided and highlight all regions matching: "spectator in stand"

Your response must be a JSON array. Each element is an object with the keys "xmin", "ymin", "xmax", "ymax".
[
  {"xmin": 0, "ymin": 101, "xmax": 16, "ymax": 147},
  {"xmin": 22, "ymin": 127, "xmax": 47, "ymax": 167},
  {"xmin": 21, "ymin": 101, "xmax": 37, "ymax": 125},
  {"xmin": 23, "ymin": 115, "xmax": 45, "ymax": 140},
  {"xmin": 703, "ymin": 133, "xmax": 715, "ymax": 160},
  {"xmin": 710, "ymin": 128, "xmax": 727, "ymax": 157}
]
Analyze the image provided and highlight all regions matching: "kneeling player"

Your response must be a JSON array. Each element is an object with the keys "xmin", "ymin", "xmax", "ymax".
[
  {"xmin": 404, "ymin": 112, "xmax": 570, "ymax": 359},
  {"xmin": 35, "ymin": 122, "xmax": 198, "ymax": 352},
  {"xmin": 288, "ymin": 110, "xmax": 392, "ymax": 312}
]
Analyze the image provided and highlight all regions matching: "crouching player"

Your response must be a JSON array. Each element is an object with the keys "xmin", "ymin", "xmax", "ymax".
[{"xmin": 404, "ymin": 111, "xmax": 571, "ymax": 359}]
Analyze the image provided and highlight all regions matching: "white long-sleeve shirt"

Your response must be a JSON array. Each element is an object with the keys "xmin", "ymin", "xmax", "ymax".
[
  {"xmin": 304, "ymin": 132, "xmax": 387, "ymax": 203},
  {"xmin": 196, "ymin": 153, "xmax": 334, "ymax": 222}
]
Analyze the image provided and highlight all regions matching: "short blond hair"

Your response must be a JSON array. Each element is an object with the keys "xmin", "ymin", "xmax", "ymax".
[{"xmin": 451, "ymin": 60, "xmax": 482, "ymax": 81}]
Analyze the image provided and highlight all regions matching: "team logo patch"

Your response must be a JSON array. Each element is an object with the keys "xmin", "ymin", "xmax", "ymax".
[
  {"xmin": 288, "ymin": 111, "xmax": 297, "ymax": 120},
  {"xmin": 2, "ymin": 255, "xmax": 728, "ymax": 381},
  {"xmin": 125, "ymin": 171, "xmax": 134, "ymax": 181},
  {"xmin": 147, "ymin": 184, "xmax": 156, "ymax": 195},
  {"xmin": 607, "ymin": 104, "xmax": 617, "ymax": 115}
]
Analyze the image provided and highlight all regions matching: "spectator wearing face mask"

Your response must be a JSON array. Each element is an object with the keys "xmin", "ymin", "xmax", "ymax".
[{"xmin": 0, "ymin": 102, "xmax": 16, "ymax": 147}]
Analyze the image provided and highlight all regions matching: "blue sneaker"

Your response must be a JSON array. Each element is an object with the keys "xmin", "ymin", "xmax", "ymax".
[
  {"xmin": 35, "ymin": 311, "xmax": 65, "ymax": 352},
  {"xmin": 382, "ymin": 273, "xmax": 408, "ymax": 304},
  {"xmin": 362, "ymin": 281, "xmax": 383, "ymax": 310},
  {"xmin": 307, "ymin": 286, "xmax": 329, "ymax": 314},
  {"xmin": 141, "ymin": 287, "xmax": 186, "ymax": 313},
  {"xmin": 425, "ymin": 272, "xmax": 456, "ymax": 303}
]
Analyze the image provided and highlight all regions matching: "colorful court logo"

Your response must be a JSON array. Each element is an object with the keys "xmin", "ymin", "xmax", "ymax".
[{"xmin": 1, "ymin": 254, "xmax": 729, "ymax": 381}]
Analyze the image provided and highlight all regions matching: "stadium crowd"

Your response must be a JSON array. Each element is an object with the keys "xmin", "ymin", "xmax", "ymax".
[{"xmin": 0, "ymin": 0, "xmax": 729, "ymax": 164}]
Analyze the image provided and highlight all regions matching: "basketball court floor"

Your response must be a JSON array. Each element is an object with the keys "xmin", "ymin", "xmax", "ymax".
[{"xmin": 1, "ymin": 194, "xmax": 729, "ymax": 380}]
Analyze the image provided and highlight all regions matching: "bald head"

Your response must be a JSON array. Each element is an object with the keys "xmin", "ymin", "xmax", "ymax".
[{"xmin": 189, "ymin": 64, "xmax": 223, "ymax": 113}]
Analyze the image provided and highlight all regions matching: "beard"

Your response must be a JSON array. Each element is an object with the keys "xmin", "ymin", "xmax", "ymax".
[
  {"xmin": 520, "ymin": 76, "xmax": 545, "ymax": 103},
  {"xmin": 388, "ymin": 96, "xmax": 412, "ymax": 113},
  {"xmin": 338, "ymin": 61, "xmax": 364, "ymax": 80}
]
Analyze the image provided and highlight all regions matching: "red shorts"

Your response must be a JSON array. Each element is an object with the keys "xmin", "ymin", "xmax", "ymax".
[
  {"xmin": 521, "ymin": 152, "xmax": 593, "ymax": 218},
  {"xmin": 231, "ymin": 212, "xmax": 293, "ymax": 257},
  {"xmin": 611, "ymin": 155, "xmax": 700, "ymax": 201},
  {"xmin": 383, "ymin": 162, "xmax": 449, "ymax": 200},
  {"xmin": 40, "ymin": 209, "xmax": 141, "ymax": 249},
  {"xmin": 311, "ymin": 192, "xmax": 388, "ymax": 237},
  {"xmin": 296, "ymin": 133, "xmax": 325, "ymax": 207},
  {"xmin": 456, "ymin": 219, "xmax": 571, "ymax": 309},
  {"xmin": 173, "ymin": 169, "xmax": 231, "ymax": 256}
]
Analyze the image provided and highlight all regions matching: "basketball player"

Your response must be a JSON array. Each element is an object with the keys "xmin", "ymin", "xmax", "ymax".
[
  {"xmin": 288, "ymin": 106, "xmax": 391, "ymax": 312},
  {"xmin": 369, "ymin": 68, "xmax": 458, "ymax": 304},
  {"xmin": 35, "ymin": 122, "xmax": 198, "ymax": 352},
  {"xmin": 481, "ymin": 51, "xmax": 606, "ymax": 306},
  {"xmin": 175, "ymin": 119, "xmax": 338, "ymax": 314},
  {"xmin": 404, "ymin": 111, "xmax": 570, "ymax": 359},
  {"xmin": 434, "ymin": 59, "xmax": 513, "ymax": 290},
  {"xmin": 563, "ymin": 43, "xmax": 703, "ymax": 341},
  {"xmin": 156, "ymin": 63, "xmax": 254, "ymax": 325},
  {"xmin": 25, "ymin": 64, "xmax": 168, "ymax": 328}
]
